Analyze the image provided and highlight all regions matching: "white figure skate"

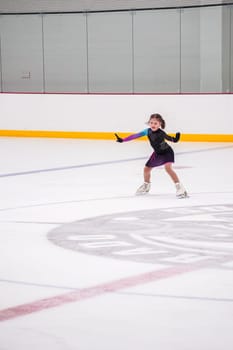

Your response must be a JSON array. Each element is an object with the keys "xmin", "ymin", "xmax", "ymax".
[
  {"xmin": 136, "ymin": 182, "xmax": 151, "ymax": 195},
  {"xmin": 175, "ymin": 182, "xmax": 188, "ymax": 198}
]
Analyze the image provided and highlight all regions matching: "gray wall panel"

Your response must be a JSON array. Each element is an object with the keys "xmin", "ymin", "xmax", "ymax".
[
  {"xmin": 43, "ymin": 14, "xmax": 87, "ymax": 92},
  {"xmin": 221, "ymin": 6, "xmax": 231, "ymax": 92},
  {"xmin": 231, "ymin": 6, "xmax": 233, "ymax": 92},
  {"xmin": 87, "ymin": 12, "xmax": 133, "ymax": 93},
  {"xmin": 181, "ymin": 8, "xmax": 200, "ymax": 92},
  {"xmin": 0, "ymin": 15, "xmax": 43, "ymax": 92},
  {"xmin": 200, "ymin": 7, "xmax": 223, "ymax": 92},
  {"xmin": 133, "ymin": 10, "xmax": 180, "ymax": 93},
  {"xmin": 0, "ymin": 17, "xmax": 2, "ymax": 92}
]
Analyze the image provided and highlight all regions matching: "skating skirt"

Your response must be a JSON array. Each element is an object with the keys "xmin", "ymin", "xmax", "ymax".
[{"xmin": 145, "ymin": 147, "xmax": 174, "ymax": 168}]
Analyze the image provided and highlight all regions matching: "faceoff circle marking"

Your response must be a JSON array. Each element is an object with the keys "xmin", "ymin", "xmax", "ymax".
[{"xmin": 48, "ymin": 204, "xmax": 233, "ymax": 266}]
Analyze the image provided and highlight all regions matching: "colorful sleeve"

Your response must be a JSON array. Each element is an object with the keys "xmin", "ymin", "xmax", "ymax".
[{"xmin": 122, "ymin": 129, "xmax": 148, "ymax": 142}]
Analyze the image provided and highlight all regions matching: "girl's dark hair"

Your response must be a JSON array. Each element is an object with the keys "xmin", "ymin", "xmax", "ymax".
[{"xmin": 148, "ymin": 113, "xmax": 166, "ymax": 129}]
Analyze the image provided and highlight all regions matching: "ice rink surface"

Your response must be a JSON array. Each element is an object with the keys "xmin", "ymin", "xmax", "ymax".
[{"xmin": 0, "ymin": 136, "xmax": 233, "ymax": 350}]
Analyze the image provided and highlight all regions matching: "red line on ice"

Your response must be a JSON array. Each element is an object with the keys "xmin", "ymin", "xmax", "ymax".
[{"xmin": 0, "ymin": 265, "xmax": 197, "ymax": 322}]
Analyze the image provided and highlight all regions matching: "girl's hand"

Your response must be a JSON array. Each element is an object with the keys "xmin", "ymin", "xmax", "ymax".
[
  {"xmin": 173, "ymin": 132, "xmax": 180, "ymax": 142},
  {"xmin": 114, "ymin": 133, "xmax": 123, "ymax": 143}
]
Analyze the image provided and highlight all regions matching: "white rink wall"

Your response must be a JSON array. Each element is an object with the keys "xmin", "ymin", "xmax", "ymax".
[{"xmin": 0, "ymin": 93, "xmax": 233, "ymax": 134}]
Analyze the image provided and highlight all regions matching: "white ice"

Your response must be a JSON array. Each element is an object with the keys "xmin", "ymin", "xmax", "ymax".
[{"xmin": 0, "ymin": 137, "xmax": 233, "ymax": 350}]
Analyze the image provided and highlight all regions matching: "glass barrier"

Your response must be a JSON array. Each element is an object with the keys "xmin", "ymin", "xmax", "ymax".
[{"xmin": 0, "ymin": 4, "xmax": 232, "ymax": 93}]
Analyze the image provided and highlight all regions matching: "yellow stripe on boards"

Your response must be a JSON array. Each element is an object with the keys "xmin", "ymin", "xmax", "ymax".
[
  {"xmin": 0, "ymin": 129, "xmax": 232, "ymax": 142},
  {"xmin": 180, "ymin": 134, "xmax": 233, "ymax": 142}
]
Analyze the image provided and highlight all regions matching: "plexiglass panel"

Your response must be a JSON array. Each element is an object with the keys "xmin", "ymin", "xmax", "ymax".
[
  {"xmin": 221, "ymin": 6, "xmax": 231, "ymax": 92},
  {"xmin": 199, "ymin": 6, "xmax": 223, "ymax": 92},
  {"xmin": 43, "ymin": 14, "xmax": 87, "ymax": 92},
  {"xmin": 0, "ymin": 5, "xmax": 231, "ymax": 94},
  {"xmin": 0, "ymin": 20, "xmax": 2, "ymax": 92},
  {"xmin": 0, "ymin": 15, "xmax": 43, "ymax": 92},
  {"xmin": 181, "ymin": 8, "xmax": 200, "ymax": 92},
  {"xmin": 133, "ymin": 10, "xmax": 180, "ymax": 93},
  {"xmin": 231, "ymin": 6, "xmax": 233, "ymax": 92},
  {"xmin": 88, "ymin": 12, "xmax": 133, "ymax": 93}
]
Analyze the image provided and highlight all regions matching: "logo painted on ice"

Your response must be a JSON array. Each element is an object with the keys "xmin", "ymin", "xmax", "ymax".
[{"xmin": 48, "ymin": 204, "xmax": 233, "ymax": 266}]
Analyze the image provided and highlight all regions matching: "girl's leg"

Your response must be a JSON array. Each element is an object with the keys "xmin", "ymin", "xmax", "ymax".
[
  {"xmin": 136, "ymin": 166, "xmax": 152, "ymax": 195},
  {"xmin": 164, "ymin": 162, "xmax": 179, "ymax": 183},
  {"xmin": 144, "ymin": 166, "xmax": 152, "ymax": 183},
  {"xmin": 164, "ymin": 162, "xmax": 188, "ymax": 197}
]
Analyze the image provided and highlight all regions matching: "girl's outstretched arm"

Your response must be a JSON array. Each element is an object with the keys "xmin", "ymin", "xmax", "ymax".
[
  {"xmin": 164, "ymin": 132, "xmax": 180, "ymax": 143},
  {"xmin": 115, "ymin": 129, "xmax": 148, "ymax": 143}
]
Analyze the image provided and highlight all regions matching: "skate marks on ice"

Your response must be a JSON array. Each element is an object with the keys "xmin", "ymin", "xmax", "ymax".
[
  {"xmin": 48, "ymin": 203, "xmax": 233, "ymax": 267},
  {"xmin": 0, "ymin": 143, "xmax": 232, "ymax": 178},
  {"xmin": 0, "ymin": 192, "xmax": 188, "ymax": 212},
  {"xmin": 2, "ymin": 188, "xmax": 232, "ymax": 213}
]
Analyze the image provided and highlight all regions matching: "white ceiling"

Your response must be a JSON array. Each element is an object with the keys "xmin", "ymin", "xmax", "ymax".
[{"xmin": 0, "ymin": 0, "xmax": 232, "ymax": 14}]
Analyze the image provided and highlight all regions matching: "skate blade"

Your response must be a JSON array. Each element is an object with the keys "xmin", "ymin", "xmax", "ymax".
[
  {"xmin": 177, "ymin": 192, "xmax": 189, "ymax": 199},
  {"xmin": 135, "ymin": 191, "xmax": 149, "ymax": 196}
]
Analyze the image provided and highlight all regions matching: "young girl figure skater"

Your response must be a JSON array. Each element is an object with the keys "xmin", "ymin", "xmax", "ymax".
[{"xmin": 115, "ymin": 113, "xmax": 188, "ymax": 198}]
